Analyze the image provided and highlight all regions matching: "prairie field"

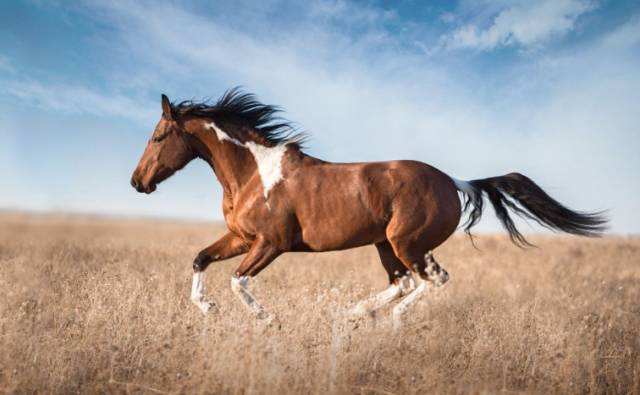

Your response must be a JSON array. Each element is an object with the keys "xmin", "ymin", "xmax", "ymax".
[{"xmin": 0, "ymin": 212, "xmax": 639, "ymax": 394}]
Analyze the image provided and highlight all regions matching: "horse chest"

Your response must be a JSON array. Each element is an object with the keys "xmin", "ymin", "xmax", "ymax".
[
  {"xmin": 225, "ymin": 197, "xmax": 294, "ymax": 246},
  {"xmin": 224, "ymin": 202, "xmax": 266, "ymax": 241}
]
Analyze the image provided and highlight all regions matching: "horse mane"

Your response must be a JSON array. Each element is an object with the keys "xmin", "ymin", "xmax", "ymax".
[{"xmin": 171, "ymin": 87, "xmax": 305, "ymax": 147}]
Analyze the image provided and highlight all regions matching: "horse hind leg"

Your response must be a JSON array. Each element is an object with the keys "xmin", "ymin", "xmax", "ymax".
[
  {"xmin": 386, "ymin": 233, "xmax": 451, "ymax": 326},
  {"xmin": 390, "ymin": 251, "xmax": 450, "ymax": 330},
  {"xmin": 348, "ymin": 241, "xmax": 415, "ymax": 318},
  {"xmin": 392, "ymin": 277, "xmax": 428, "ymax": 331}
]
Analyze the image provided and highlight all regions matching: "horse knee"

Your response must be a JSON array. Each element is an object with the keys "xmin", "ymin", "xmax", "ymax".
[{"xmin": 193, "ymin": 251, "xmax": 213, "ymax": 272}]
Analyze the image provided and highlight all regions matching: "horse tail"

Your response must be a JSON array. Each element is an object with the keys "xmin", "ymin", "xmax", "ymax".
[{"xmin": 451, "ymin": 173, "xmax": 607, "ymax": 247}]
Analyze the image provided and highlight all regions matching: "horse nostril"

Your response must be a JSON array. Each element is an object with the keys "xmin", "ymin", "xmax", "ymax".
[{"xmin": 130, "ymin": 177, "xmax": 138, "ymax": 189}]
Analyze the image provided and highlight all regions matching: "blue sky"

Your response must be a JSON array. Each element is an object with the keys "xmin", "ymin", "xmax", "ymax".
[{"xmin": 1, "ymin": 0, "xmax": 639, "ymax": 233}]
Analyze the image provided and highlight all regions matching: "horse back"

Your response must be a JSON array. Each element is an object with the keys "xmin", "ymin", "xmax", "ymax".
[{"xmin": 283, "ymin": 158, "xmax": 458, "ymax": 251}]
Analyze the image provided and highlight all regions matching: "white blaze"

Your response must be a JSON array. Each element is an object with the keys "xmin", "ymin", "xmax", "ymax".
[{"xmin": 205, "ymin": 121, "xmax": 286, "ymax": 198}]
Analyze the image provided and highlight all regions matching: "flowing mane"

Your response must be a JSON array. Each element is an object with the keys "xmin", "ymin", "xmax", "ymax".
[{"xmin": 171, "ymin": 87, "xmax": 305, "ymax": 147}]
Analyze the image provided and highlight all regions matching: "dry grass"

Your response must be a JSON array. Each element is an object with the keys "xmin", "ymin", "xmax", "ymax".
[{"xmin": 0, "ymin": 212, "xmax": 639, "ymax": 394}]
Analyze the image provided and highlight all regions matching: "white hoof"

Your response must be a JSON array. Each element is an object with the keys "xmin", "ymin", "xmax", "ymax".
[
  {"xmin": 192, "ymin": 298, "xmax": 216, "ymax": 314},
  {"xmin": 255, "ymin": 311, "xmax": 281, "ymax": 331},
  {"xmin": 256, "ymin": 309, "xmax": 271, "ymax": 320}
]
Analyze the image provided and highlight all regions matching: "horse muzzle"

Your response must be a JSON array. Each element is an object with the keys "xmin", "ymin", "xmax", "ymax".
[{"xmin": 130, "ymin": 176, "xmax": 156, "ymax": 194}]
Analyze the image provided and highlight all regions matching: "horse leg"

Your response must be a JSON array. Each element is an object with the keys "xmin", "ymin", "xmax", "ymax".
[
  {"xmin": 348, "ymin": 241, "xmax": 415, "ymax": 318},
  {"xmin": 389, "ymin": 249, "xmax": 450, "ymax": 330},
  {"xmin": 190, "ymin": 272, "xmax": 213, "ymax": 314},
  {"xmin": 392, "ymin": 276, "xmax": 428, "ymax": 331},
  {"xmin": 384, "ymin": 191, "xmax": 457, "ymax": 329},
  {"xmin": 191, "ymin": 232, "xmax": 249, "ymax": 314},
  {"xmin": 385, "ymin": 234, "xmax": 436, "ymax": 330},
  {"xmin": 421, "ymin": 251, "xmax": 449, "ymax": 286},
  {"xmin": 230, "ymin": 237, "xmax": 280, "ymax": 320},
  {"xmin": 193, "ymin": 232, "xmax": 249, "ymax": 271}
]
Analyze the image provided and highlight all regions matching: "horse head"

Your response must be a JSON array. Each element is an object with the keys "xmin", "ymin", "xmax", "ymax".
[{"xmin": 130, "ymin": 95, "xmax": 196, "ymax": 194}]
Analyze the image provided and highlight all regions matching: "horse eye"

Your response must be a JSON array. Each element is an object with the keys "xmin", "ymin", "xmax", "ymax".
[{"xmin": 152, "ymin": 132, "xmax": 168, "ymax": 142}]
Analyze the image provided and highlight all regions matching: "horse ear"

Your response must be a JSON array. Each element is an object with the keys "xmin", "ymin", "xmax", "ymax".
[{"xmin": 161, "ymin": 94, "xmax": 173, "ymax": 121}]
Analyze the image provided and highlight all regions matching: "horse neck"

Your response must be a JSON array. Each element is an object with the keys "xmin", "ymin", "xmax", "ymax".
[{"xmin": 186, "ymin": 119, "xmax": 257, "ymax": 197}]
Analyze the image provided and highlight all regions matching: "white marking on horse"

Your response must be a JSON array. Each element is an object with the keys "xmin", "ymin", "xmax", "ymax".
[
  {"xmin": 230, "ymin": 276, "xmax": 270, "ymax": 319},
  {"xmin": 205, "ymin": 121, "xmax": 243, "ymax": 146},
  {"xmin": 348, "ymin": 273, "xmax": 416, "ymax": 317},
  {"xmin": 245, "ymin": 142, "xmax": 287, "ymax": 198},
  {"xmin": 205, "ymin": 121, "xmax": 286, "ymax": 199},
  {"xmin": 392, "ymin": 278, "xmax": 428, "ymax": 331},
  {"xmin": 349, "ymin": 284, "xmax": 401, "ymax": 317},
  {"xmin": 398, "ymin": 273, "xmax": 416, "ymax": 294},
  {"xmin": 190, "ymin": 271, "xmax": 214, "ymax": 314}
]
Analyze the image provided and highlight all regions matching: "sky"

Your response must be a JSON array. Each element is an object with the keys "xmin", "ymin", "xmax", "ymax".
[{"xmin": 1, "ymin": 0, "xmax": 639, "ymax": 234}]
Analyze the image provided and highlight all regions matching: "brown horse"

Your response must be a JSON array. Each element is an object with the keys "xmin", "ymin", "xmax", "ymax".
[{"xmin": 131, "ymin": 89, "xmax": 606, "ymax": 324}]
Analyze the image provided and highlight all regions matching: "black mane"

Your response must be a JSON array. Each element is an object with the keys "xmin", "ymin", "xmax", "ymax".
[{"xmin": 171, "ymin": 87, "xmax": 305, "ymax": 147}]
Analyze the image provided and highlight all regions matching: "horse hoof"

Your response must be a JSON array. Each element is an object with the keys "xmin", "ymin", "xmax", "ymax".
[
  {"xmin": 428, "ymin": 270, "xmax": 449, "ymax": 287},
  {"xmin": 196, "ymin": 300, "xmax": 217, "ymax": 315},
  {"xmin": 258, "ymin": 313, "xmax": 281, "ymax": 330},
  {"xmin": 269, "ymin": 317, "xmax": 282, "ymax": 330},
  {"xmin": 435, "ymin": 271, "xmax": 450, "ymax": 287}
]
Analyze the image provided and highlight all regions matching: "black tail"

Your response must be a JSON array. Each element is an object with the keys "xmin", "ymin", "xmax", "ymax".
[{"xmin": 457, "ymin": 172, "xmax": 607, "ymax": 247}]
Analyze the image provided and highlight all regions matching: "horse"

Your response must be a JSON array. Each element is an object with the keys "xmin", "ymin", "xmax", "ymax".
[{"xmin": 130, "ymin": 88, "xmax": 606, "ymax": 324}]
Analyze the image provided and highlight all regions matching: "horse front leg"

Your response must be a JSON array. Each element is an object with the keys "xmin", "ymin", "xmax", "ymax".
[
  {"xmin": 230, "ymin": 237, "xmax": 280, "ymax": 320},
  {"xmin": 191, "ymin": 232, "xmax": 249, "ymax": 314}
]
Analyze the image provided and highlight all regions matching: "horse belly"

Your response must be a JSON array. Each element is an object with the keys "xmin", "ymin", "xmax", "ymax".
[
  {"xmin": 291, "ymin": 174, "xmax": 389, "ymax": 251},
  {"xmin": 297, "ymin": 204, "xmax": 386, "ymax": 251}
]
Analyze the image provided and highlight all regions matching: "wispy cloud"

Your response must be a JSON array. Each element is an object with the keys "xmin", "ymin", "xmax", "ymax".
[
  {"xmin": 309, "ymin": 0, "xmax": 397, "ymax": 26},
  {"xmin": 82, "ymin": 1, "xmax": 479, "ymax": 158},
  {"xmin": 600, "ymin": 14, "xmax": 640, "ymax": 49},
  {"xmin": 440, "ymin": 0, "xmax": 596, "ymax": 51},
  {"xmin": 2, "ymin": 77, "xmax": 155, "ymax": 124}
]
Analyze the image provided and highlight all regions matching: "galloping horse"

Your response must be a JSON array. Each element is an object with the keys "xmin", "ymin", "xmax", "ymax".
[{"xmin": 131, "ymin": 89, "xmax": 606, "ymax": 323}]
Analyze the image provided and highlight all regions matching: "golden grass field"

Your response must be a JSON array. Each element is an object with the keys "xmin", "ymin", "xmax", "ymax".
[{"xmin": 1, "ymin": 212, "xmax": 639, "ymax": 394}]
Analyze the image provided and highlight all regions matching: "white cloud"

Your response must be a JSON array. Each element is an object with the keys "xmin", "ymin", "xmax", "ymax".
[
  {"xmin": 1, "ymin": 78, "xmax": 155, "ymax": 124},
  {"xmin": 310, "ymin": 0, "xmax": 397, "ymax": 25},
  {"xmin": 441, "ymin": 0, "xmax": 596, "ymax": 51}
]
